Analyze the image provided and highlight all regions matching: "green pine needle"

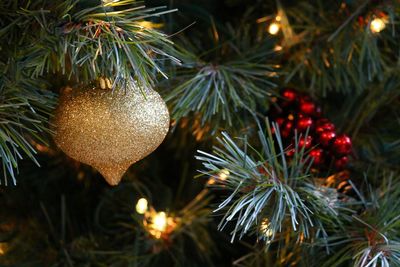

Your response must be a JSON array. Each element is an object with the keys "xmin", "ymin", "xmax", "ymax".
[
  {"xmin": 0, "ymin": 76, "xmax": 55, "ymax": 185},
  {"xmin": 321, "ymin": 173, "xmax": 400, "ymax": 267},
  {"xmin": 196, "ymin": 120, "xmax": 341, "ymax": 245}
]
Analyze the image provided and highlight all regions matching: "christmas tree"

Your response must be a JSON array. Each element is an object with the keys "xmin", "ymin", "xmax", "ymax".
[{"xmin": 1, "ymin": 0, "xmax": 400, "ymax": 266}]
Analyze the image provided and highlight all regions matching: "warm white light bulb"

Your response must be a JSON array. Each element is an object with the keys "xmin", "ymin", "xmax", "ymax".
[
  {"xmin": 219, "ymin": 169, "xmax": 230, "ymax": 181},
  {"xmin": 268, "ymin": 22, "xmax": 280, "ymax": 35},
  {"xmin": 0, "ymin": 243, "xmax": 7, "ymax": 255},
  {"xmin": 153, "ymin": 212, "xmax": 168, "ymax": 232},
  {"xmin": 260, "ymin": 219, "xmax": 273, "ymax": 238},
  {"xmin": 136, "ymin": 198, "xmax": 148, "ymax": 214},
  {"xmin": 370, "ymin": 18, "xmax": 386, "ymax": 33}
]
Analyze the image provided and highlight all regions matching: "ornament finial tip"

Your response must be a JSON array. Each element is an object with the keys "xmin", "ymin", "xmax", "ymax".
[{"xmin": 96, "ymin": 165, "xmax": 128, "ymax": 186}]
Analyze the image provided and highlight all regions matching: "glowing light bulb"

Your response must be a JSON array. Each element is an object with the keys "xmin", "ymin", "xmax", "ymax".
[
  {"xmin": 207, "ymin": 177, "xmax": 216, "ymax": 185},
  {"xmin": 260, "ymin": 219, "xmax": 273, "ymax": 238},
  {"xmin": 268, "ymin": 22, "xmax": 280, "ymax": 35},
  {"xmin": 0, "ymin": 243, "xmax": 7, "ymax": 255},
  {"xmin": 153, "ymin": 212, "xmax": 167, "ymax": 232},
  {"xmin": 370, "ymin": 18, "xmax": 386, "ymax": 33},
  {"xmin": 136, "ymin": 198, "xmax": 148, "ymax": 214},
  {"xmin": 219, "ymin": 169, "xmax": 230, "ymax": 181}
]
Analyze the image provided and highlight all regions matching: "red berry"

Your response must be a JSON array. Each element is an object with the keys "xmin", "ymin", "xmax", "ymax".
[
  {"xmin": 286, "ymin": 148, "xmax": 295, "ymax": 157},
  {"xmin": 319, "ymin": 130, "xmax": 336, "ymax": 147},
  {"xmin": 281, "ymin": 88, "xmax": 297, "ymax": 102},
  {"xmin": 299, "ymin": 99, "xmax": 316, "ymax": 115},
  {"xmin": 272, "ymin": 117, "xmax": 285, "ymax": 134},
  {"xmin": 283, "ymin": 120, "xmax": 294, "ymax": 130},
  {"xmin": 296, "ymin": 117, "xmax": 313, "ymax": 132},
  {"xmin": 258, "ymin": 163, "xmax": 272, "ymax": 176},
  {"xmin": 315, "ymin": 119, "xmax": 335, "ymax": 133},
  {"xmin": 298, "ymin": 135, "xmax": 313, "ymax": 149},
  {"xmin": 281, "ymin": 120, "xmax": 293, "ymax": 138},
  {"xmin": 334, "ymin": 156, "xmax": 349, "ymax": 170},
  {"xmin": 309, "ymin": 148, "xmax": 324, "ymax": 165},
  {"xmin": 332, "ymin": 134, "xmax": 352, "ymax": 155},
  {"xmin": 275, "ymin": 117, "xmax": 285, "ymax": 127}
]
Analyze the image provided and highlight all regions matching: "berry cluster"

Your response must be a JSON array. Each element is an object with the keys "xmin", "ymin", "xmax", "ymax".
[{"xmin": 270, "ymin": 88, "xmax": 352, "ymax": 171}]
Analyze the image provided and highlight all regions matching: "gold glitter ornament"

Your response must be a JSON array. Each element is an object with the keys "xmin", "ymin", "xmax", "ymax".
[{"xmin": 52, "ymin": 82, "xmax": 170, "ymax": 185}]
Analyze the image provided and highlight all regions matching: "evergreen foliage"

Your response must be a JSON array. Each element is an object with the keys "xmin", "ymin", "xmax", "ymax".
[{"xmin": 0, "ymin": 0, "xmax": 400, "ymax": 266}]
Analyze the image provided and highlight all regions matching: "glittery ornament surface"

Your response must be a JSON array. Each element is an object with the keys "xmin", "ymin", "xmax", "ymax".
[{"xmin": 52, "ymin": 84, "xmax": 170, "ymax": 185}]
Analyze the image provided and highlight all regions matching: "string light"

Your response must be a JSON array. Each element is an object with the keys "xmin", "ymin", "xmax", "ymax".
[
  {"xmin": 136, "ymin": 198, "xmax": 178, "ymax": 239},
  {"xmin": 267, "ymin": 14, "xmax": 282, "ymax": 35},
  {"xmin": 207, "ymin": 178, "xmax": 216, "ymax": 185},
  {"xmin": 146, "ymin": 211, "xmax": 178, "ymax": 239},
  {"xmin": 0, "ymin": 243, "xmax": 8, "ymax": 255},
  {"xmin": 152, "ymin": 212, "xmax": 168, "ymax": 232},
  {"xmin": 136, "ymin": 198, "xmax": 148, "ymax": 214},
  {"xmin": 208, "ymin": 169, "xmax": 230, "ymax": 184},
  {"xmin": 260, "ymin": 219, "xmax": 273, "ymax": 238},
  {"xmin": 370, "ymin": 17, "xmax": 386, "ymax": 33},
  {"xmin": 218, "ymin": 169, "xmax": 230, "ymax": 181},
  {"xmin": 268, "ymin": 22, "xmax": 280, "ymax": 35}
]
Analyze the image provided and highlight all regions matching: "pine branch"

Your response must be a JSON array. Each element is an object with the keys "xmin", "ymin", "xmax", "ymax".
[
  {"xmin": 0, "ymin": 74, "xmax": 55, "ymax": 185},
  {"xmin": 333, "ymin": 75, "xmax": 400, "ymax": 172},
  {"xmin": 196, "ymin": 120, "xmax": 343, "ymax": 245},
  {"xmin": 167, "ymin": 61, "xmax": 276, "ymax": 129},
  {"xmin": 279, "ymin": 1, "xmax": 400, "ymax": 94},
  {"xmin": 321, "ymin": 173, "xmax": 400, "ymax": 267},
  {"xmin": 1, "ymin": 0, "xmax": 180, "ymax": 89},
  {"xmin": 165, "ymin": 23, "xmax": 278, "ymax": 132}
]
